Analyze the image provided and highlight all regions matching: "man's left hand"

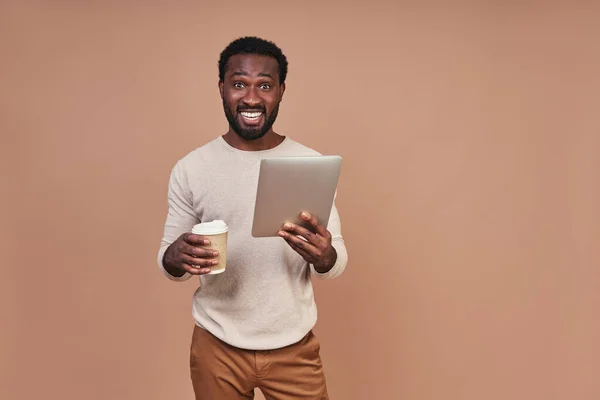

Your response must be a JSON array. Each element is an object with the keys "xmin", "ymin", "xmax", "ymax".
[{"xmin": 278, "ymin": 212, "xmax": 337, "ymax": 272}]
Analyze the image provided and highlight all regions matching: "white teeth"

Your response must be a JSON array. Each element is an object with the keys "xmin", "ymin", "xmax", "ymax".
[{"xmin": 240, "ymin": 111, "xmax": 262, "ymax": 119}]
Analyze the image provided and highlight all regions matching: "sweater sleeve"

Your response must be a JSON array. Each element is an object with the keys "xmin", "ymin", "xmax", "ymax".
[
  {"xmin": 157, "ymin": 160, "xmax": 199, "ymax": 282},
  {"xmin": 310, "ymin": 197, "xmax": 348, "ymax": 280}
]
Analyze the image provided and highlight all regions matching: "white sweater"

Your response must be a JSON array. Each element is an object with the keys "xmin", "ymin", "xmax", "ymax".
[{"xmin": 157, "ymin": 136, "xmax": 348, "ymax": 350}]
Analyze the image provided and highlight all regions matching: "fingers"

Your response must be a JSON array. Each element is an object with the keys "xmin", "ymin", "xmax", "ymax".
[
  {"xmin": 280, "ymin": 222, "xmax": 318, "ymax": 244},
  {"xmin": 181, "ymin": 253, "xmax": 219, "ymax": 268},
  {"xmin": 300, "ymin": 212, "xmax": 330, "ymax": 238},
  {"xmin": 285, "ymin": 239, "xmax": 314, "ymax": 262},
  {"xmin": 279, "ymin": 213, "xmax": 331, "ymax": 246},
  {"xmin": 180, "ymin": 263, "xmax": 213, "ymax": 275},
  {"xmin": 166, "ymin": 233, "xmax": 221, "ymax": 276},
  {"xmin": 184, "ymin": 232, "xmax": 211, "ymax": 246},
  {"xmin": 179, "ymin": 234, "xmax": 220, "ymax": 274},
  {"xmin": 180, "ymin": 233, "xmax": 218, "ymax": 258},
  {"xmin": 279, "ymin": 229, "xmax": 320, "ymax": 258},
  {"xmin": 182, "ymin": 242, "xmax": 219, "ymax": 259},
  {"xmin": 278, "ymin": 214, "xmax": 334, "ymax": 264},
  {"xmin": 180, "ymin": 251, "xmax": 220, "ymax": 275}
]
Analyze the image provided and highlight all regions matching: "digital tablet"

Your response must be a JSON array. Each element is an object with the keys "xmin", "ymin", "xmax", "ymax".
[{"xmin": 251, "ymin": 155, "xmax": 343, "ymax": 238}]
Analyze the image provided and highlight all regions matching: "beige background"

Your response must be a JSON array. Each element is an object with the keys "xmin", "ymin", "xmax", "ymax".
[{"xmin": 2, "ymin": 1, "xmax": 599, "ymax": 399}]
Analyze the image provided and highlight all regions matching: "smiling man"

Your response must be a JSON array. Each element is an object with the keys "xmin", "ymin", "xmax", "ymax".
[{"xmin": 157, "ymin": 36, "xmax": 348, "ymax": 400}]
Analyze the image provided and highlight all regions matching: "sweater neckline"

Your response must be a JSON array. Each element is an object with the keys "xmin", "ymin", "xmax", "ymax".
[{"xmin": 217, "ymin": 135, "xmax": 290, "ymax": 155}]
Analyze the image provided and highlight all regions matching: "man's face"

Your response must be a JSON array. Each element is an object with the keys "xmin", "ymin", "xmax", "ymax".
[{"xmin": 219, "ymin": 54, "xmax": 285, "ymax": 141}]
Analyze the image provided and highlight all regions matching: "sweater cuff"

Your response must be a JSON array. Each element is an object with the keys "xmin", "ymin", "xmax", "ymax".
[{"xmin": 157, "ymin": 245, "xmax": 192, "ymax": 282}]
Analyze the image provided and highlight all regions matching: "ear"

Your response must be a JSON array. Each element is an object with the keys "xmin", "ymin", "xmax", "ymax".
[
  {"xmin": 279, "ymin": 82, "xmax": 286, "ymax": 101},
  {"xmin": 218, "ymin": 81, "xmax": 224, "ymax": 99}
]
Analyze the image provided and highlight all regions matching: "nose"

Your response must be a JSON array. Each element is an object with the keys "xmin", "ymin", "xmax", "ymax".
[{"xmin": 242, "ymin": 87, "xmax": 261, "ymax": 107}]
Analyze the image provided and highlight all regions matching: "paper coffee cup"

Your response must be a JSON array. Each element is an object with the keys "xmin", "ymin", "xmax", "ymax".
[{"xmin": 191, "ymin": 220, "xmax": 228, "ymax": 274}]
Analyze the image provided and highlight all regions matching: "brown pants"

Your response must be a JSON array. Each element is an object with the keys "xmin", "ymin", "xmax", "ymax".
[{"xmin": 189, "ymin": 325, "xmax": 329, "ymax": 399}]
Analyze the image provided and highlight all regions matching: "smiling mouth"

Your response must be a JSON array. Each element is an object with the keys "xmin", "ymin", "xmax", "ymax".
[
  {"xmin": 239, "ymin": 110, "xmax": 264, "ymax": 125},
  {"xmin": 240, "ymin": 111, "xmax": 263, "ymax": 120}
]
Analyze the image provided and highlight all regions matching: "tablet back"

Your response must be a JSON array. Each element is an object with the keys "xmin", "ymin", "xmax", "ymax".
[{"xmin": 251, "ymin": 155, "xmax": 342, "ymax": 237}]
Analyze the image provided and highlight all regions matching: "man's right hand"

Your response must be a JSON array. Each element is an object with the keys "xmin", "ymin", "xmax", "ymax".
[{"xmin": 163, "ymin": 232, "xmax": 220, "ymax": 276}]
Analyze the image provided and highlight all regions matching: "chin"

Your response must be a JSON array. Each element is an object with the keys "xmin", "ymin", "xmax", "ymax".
[{"xmin": 235, "ymin": 128, "xmax": 268, "ymax": 141}]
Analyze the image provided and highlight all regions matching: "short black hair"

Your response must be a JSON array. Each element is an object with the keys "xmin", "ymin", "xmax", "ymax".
[{"xmin": 218, "ymin": 36, "xmax": 288, "ymax": 84}]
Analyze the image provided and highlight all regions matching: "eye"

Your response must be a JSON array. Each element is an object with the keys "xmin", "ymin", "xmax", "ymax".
[
  {"xmin": 260, "ymin": 83, "xmax": 271, "ymax": 90},
  {"xmin": 233, "ymin": 82, "xmax": 245, "ymax": 89}
]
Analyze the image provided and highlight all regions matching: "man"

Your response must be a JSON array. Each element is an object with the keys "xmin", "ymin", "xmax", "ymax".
[{"xmin": 157, "ymin": 36, "xmax": 348, "ymax": 399}]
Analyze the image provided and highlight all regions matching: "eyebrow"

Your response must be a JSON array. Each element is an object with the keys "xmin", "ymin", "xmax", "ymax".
[{"xmin": 230, "ymin": 71, "xmax": 274, "ymax": 79}]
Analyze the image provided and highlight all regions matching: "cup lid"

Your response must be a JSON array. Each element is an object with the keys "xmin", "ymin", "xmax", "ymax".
[{"xmin": 192, "ymin": 220, "xmax": 228, "ymax": 235}]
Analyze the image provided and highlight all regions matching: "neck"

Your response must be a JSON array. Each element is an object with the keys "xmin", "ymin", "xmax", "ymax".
[{"xmin": 222, "ymin": 129, "xmax": 285, "ymax": 151}]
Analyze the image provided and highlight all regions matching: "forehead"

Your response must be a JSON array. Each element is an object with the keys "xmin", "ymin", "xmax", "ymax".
[{"xmin": 225, "ymin": 54, "xmax": 280, "ymax": 79}]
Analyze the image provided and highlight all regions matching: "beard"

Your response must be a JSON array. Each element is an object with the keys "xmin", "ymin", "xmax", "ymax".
[{"xmin": 223, "ymin": 99, "xmax": 280, "ymax": 141}]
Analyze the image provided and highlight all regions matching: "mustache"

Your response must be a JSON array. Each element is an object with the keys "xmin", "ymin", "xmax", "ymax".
[{"xmin": 236, "ymin": 106, "xmax": 265, "ymax": 112}]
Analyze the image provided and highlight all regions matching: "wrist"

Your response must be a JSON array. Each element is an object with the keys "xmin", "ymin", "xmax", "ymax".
[
  {"xmin": 163, "ymin": 245, "xmax": 186, "ymax": 277},
  {"xmin": 313, "ymin": 246, "xmax": 337, "ymax": 274}
]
